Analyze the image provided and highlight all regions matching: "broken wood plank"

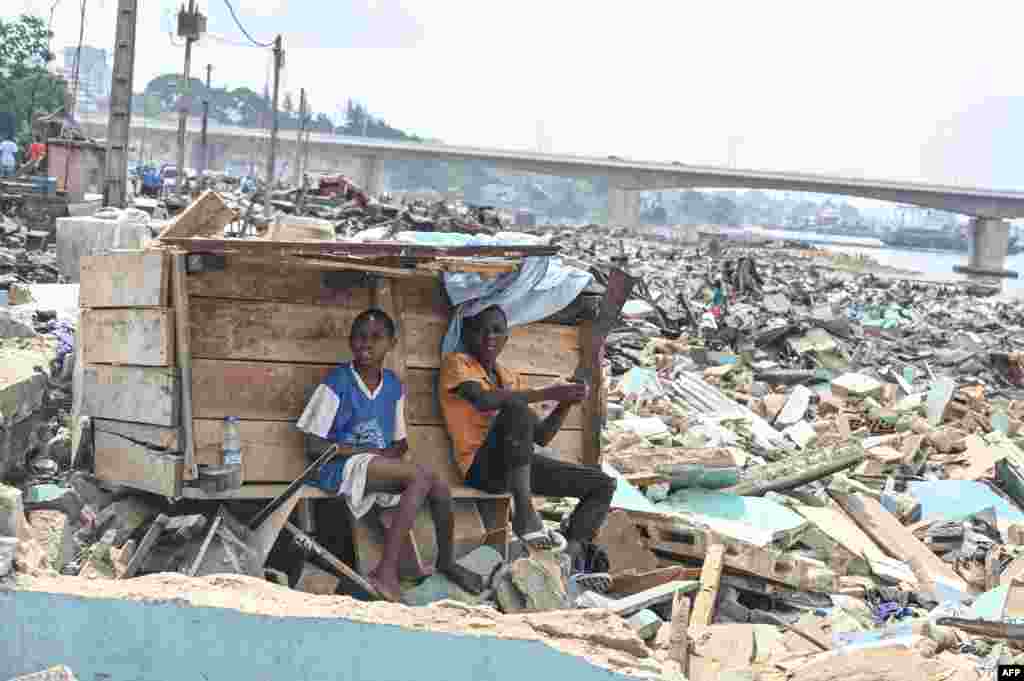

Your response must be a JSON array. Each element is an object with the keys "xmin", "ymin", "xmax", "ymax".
[
  {"xmin": 121, "ymin": 514, "xmax": 168, "ymax": 578},
  {"xmin": 93, "ymin": 420, "xmax": 183, "ymax": 497},
  {"xmin": 690, "ymin": 544, "xmax": 725, "ymax": 628},
  {"xmin": 610, "ymin": 566, "xmax": 702, "ymax": 596},
  {"xmin": 157, "ymin": 190, "xmax": 237, "ymax": 240},
  {"xmin": 669, "ymin": 588, "xmax": 690, "ymax": 675},
  {"xmin": 83, "ymin": 366, "xmax": 180, "ymax": 427},
  {"xmin": 81, "ymin": 308, "xmax": 175, "ymax": 366},
  {"xmin": 80, "ymin": 251, "xmax": 170, "ymax": 308},
  {"xmin": 829, "ymin": 491, "xmax": 967, "ymax": 590},
  {"xmin": 172, "ymin": 253, "xmax": 197, "ymax": 480}
]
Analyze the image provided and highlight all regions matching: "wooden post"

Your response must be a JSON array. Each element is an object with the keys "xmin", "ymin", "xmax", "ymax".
[
  {"xmin": 669, "ymin": 589, "xmax": 690, "ymax": 676},
  {"xmin": 690, "ymin": 543, "xmax": 725, "ymax": 628},
  {"xmin": 172, "ymin": 252, "xmax": 197, "ymax": 480},
  {"xmin": 580, "ymin": 321, "xmax": 603, "ymax": 466},
  {"xmin": 372, "ymin": 277, "xmax": 407, "ymax": 384}
]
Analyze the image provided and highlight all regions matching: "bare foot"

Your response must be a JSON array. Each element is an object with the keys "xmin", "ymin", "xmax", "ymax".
[
  {"xmin": 367, "ymin": 569, "xmax": 402, "ymax": 603},
  {"xmin": 439, "ymin": 561, "xmax": 485, "ymax": 595}
]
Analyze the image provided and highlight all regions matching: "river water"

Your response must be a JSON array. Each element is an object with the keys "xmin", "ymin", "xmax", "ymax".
[{"xmin": 753, "ymin": 228, "xmax": 1024, "ymax": 297}]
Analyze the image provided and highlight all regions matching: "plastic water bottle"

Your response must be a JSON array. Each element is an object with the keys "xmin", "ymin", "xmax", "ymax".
[{"xmin": 223, "ymin": 416, "xmax": 243, "ymax": 490}]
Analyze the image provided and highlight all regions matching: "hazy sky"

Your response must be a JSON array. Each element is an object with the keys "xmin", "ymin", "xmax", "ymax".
[{"xmin": 7, "ymin": 0, "xmax": 1024, "ymax": 188}]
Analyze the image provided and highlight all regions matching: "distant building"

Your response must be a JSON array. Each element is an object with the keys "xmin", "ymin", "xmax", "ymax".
[{"xmin": 62, "ymin": 46, "xmax": 111, "ymax": 115}]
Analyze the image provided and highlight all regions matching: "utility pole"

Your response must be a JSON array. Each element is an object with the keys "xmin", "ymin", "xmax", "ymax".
[
  {"xmin": 175, "ymin": 0, "xmax": 206, "ymax": 196},
  {"xmin": 264, "ymin": 34, "xmax": 283, "ymax": 217},
  {"xmin": 292, "ymin": 88, "xmax": 306, "ymax": 186},
  {"xmin": 200, "ymin": 64, "xmax": 212, "ymax": 175},
  {"xmin": 102, "ymin": 0, "xmax": 138, "ymax": 208}
]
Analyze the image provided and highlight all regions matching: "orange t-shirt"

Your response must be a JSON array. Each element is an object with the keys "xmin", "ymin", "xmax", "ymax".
[{"xmin": 439, "ymin": 352, "xmax": 526, "ymax": 476}]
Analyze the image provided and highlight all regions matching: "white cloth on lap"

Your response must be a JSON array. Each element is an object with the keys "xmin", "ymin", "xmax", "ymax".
[{"xmin": 339, "ymin": 453, "xmax": 401, "ymax": 519}]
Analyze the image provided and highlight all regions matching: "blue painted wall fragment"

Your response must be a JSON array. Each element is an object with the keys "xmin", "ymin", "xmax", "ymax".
[{"xmin": 3, "ymin": 590, "xmax": 643, "ymax": 681}]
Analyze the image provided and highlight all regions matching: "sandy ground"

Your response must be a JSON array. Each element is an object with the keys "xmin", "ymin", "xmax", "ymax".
[{"xmin": 13, "ymin": 572, "xmax": 678, "ymax": 680}]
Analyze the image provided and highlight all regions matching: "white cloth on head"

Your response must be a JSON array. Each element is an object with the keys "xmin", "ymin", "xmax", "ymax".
[{"xmin": 338, "ymin": 453, "xmax": 401, "ymax": 519}]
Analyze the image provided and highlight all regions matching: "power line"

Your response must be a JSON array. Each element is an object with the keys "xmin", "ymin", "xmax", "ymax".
[{"xmin": 221, "ymin": 0, "xmax": 274, "ymax": 48}]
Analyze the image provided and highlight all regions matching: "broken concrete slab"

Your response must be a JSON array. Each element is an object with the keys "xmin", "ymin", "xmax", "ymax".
[
  {"xmin": 656, "ymin": 489, "xmax": 809, "ymax": 548},
  {"xmin": 0, "ymin": 337, "xmax": 53, "ymax": 426},
  {"xmin": 402, "ymin": 573, "xmax": 479, "ymax": 607},
  {"xmin": 509, "ymin": 556, "xmax": 568, "ymax": 612},
  {"xmin": 626, "ymin": 609, "xmax": 663, "ymax": 640},
  {"xmin": 776, "ymin": 385, "xmax": 813, "ymax": 427},
  {"xmin": 0, "ymin": 309, "xmax": 38, "ymax": 338},
  {"xmin": 0, "ymin": 484, "xmax": 23, "ymax": 537},
  {"xmin": 94, "ymin": 497, "xmax": 159, "ymax": 546},
  {"xmin": 831, "ymin": 373, "xmax": 883, "ymax": 401},
  {"xmin": 0, "ymin": 536, "xmax": 16, "ymax": 576},
  {"xmin": 454, "ymin": 545, "xmax": 503, "ymax": 594}
]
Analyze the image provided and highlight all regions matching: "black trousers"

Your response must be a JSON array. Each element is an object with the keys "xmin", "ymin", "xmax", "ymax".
[{"xmin": 465, "ymin": 400, "xmax": 616, "ymax": 543}]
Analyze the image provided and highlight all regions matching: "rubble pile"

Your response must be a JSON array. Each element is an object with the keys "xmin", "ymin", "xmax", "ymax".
[{"xmin": 10, "ymin": 191, "xmax": 1024, "ymax": 679}]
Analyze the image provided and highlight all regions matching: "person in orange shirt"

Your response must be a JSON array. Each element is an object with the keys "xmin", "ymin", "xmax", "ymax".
[{"xmin": 440, "ymin": 305, "xmax": 615, "ymax": 583}]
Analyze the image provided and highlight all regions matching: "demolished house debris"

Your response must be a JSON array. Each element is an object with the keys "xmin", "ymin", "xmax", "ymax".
[{"xmin": 6, "ymin": 183, "xmax": 1024, "ymax": 680}]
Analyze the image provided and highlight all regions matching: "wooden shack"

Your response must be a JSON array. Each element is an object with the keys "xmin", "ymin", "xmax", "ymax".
[{"xmin": 76, "ymin": 192, "xmax": 606, "ymax": 573}]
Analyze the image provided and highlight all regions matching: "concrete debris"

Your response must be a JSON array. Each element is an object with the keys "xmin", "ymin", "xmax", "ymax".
[{"xmin": 9, "ymin": 192, "xmax": 1024, "ymax": 679}]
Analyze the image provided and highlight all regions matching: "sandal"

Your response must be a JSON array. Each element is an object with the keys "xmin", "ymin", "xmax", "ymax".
[
  {"xmin": 571, "ymin": 572, "xmax": 613, "ymax": 594},
  {"xmin": 520, "ymin": 528, "xmax": 568, "ymax": 554}
]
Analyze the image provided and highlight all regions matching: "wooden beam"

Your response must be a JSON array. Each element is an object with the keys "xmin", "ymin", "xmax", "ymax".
[
  {"xmin": 80, "ymin": 251, "xmax": 170, "ymax": 308},
  {"xmin": 372, "ymin": 277, "xmax": 408, "ymax": 384},
  {"xmin": 82, "ymin": 366, "xmax": 179, "ymax": 427},
  {"xmin": 580, "ymin": 321, "xmax": 603, "ymax": 466},
  {"xmin": 690, "ymin": 544, "xmax": 725, "ymax": 628},
  {"xmin": 81, "ymin": 308, "xmax": 175, "ymax": 366},
  {"xmin": 172, "ymin": 253, "xmax": 197, "ymax": 479},
  {"xmin": 669, "ymin": 588, "xmax": 690, "ymax": 676}
]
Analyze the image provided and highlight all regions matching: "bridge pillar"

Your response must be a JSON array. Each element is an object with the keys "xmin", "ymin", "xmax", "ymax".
[
  {"xmin": 608, "ymin": 187, "xmax": 640, "ymax": 228},
  {"xmin": 952, "ymin": 217, "xmax": 1019, "ymax": 282},
  {"xmin": 353, "ymin": 156, "xmax": 384, "ymax": 196}
]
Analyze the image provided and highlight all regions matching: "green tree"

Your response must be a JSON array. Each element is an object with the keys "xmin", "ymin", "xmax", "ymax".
[{"xmin": 0, "ymin": 14, "xmax": 67, "ymax": 145}]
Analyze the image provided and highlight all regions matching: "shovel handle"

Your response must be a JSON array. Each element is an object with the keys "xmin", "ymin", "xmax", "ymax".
[{"xmin": 247, "ymin": 443, "xmax": 341, "ymax": 531}]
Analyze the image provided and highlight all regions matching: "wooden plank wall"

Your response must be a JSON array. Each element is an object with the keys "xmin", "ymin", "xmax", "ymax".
[
  {"xmin": 185, "ymin": 256, "xmax": 587, "ymax": 486},
  {"xmin": 79, "ymin": 250, "xmax": 184, "ymax": 497}
]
